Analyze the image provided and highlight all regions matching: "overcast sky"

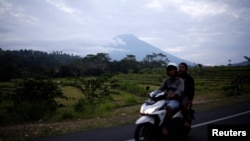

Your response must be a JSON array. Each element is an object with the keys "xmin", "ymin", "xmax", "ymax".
[{"xmin": 0, "ymin": 0, "xmax": 250, "ymax": 66}]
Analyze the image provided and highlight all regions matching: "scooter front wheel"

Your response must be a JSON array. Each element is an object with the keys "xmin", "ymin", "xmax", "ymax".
[{"xmin": 134, "ymin": 123, "xmax": 154, "ymax": 141}]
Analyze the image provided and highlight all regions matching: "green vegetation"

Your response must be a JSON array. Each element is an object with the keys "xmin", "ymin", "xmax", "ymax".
[
  {"xmin": 1, "ymin": 66, "xmax": 249, "ymax": 125},
  {"xmin": 0, "ymin": 49, "xmax": 174, "ymax": 81},
  {"xmin": 0, "ymin": 79, "xmax": 67, "ymax": 124},
  {"xmin": 0, "ymin": 49, "xmax": 250, "ymax": 141},
  {"xmin": 0, "ymin": 66, "xmax": 249, "ymax": 141}
]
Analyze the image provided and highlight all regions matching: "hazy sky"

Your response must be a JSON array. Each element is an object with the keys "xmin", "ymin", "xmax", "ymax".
[{"xmin": 0, "ymin": 0, "xmax": 250, "ymax": 66}]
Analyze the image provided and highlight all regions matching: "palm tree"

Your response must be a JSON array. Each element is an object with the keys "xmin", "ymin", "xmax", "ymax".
[
  {"xmin": 244, "ymin": 56, "xmax": 250, "ymax": 62},
  {"xmin": 228, "ymin": 59, "xmax": 232, "ymax": 66}
]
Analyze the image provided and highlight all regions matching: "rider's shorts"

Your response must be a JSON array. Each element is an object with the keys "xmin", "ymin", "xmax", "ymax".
[{"xmin": 166, "ymin": 100, "xmax": 180, "ymax": 110}]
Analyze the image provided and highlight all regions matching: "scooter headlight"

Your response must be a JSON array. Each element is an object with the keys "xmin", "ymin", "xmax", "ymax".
[{"xmin": 140, "ymin": 105, "xmax": 157, "ymax": 114}]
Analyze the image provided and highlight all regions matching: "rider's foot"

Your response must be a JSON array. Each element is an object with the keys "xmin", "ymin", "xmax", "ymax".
[
  {"xmin": 162, "ymin": 127, "xmax": 168, "ymax": 135},
  {"xmin": 184, "ymin": 121, "xmax": 190, "ymax": 127}
]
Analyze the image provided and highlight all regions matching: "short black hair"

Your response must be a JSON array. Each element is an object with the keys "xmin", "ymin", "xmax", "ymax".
[{"xmin": 179, "ymin": 62, "xmax": 188, "ymax": 70}]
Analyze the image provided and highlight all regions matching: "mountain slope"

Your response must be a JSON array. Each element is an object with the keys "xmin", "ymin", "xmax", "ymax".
[
  {"xmin": 106, "ymin": 34, "xmax": 194, "ymax": 66},
  {"xmin": 232, "ymin": 61, "xmax": 250, "ymax": 66}
]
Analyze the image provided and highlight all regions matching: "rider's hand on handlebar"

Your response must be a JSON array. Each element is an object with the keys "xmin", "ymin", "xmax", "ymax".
[{"xmin": 167, "ymin": 93, "xmax": 176, "ymax": 99}]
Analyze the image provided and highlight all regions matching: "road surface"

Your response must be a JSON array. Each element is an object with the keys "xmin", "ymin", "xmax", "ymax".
[{"xmin": 32, "ymin": 101, "xmax": 250, "ymax": 141}]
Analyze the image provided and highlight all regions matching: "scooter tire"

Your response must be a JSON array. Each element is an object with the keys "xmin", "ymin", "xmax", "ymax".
[
  {"xmin": 181, "ymin": 120, "xmax": 192, "ymax": 137},
  {"xmin": 134, "ymin": 123, "xmax": 154, "ymax": 141}
]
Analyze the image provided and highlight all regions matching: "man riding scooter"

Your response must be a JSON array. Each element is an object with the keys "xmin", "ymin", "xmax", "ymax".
[{"xmin": 156, "ymin": 62, "xmax": 184, "ymax": 135}]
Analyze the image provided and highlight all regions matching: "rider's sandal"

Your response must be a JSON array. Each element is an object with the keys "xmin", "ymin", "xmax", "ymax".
[
  {"xmin": 162, "ymin": 127, "xmax": 168, "ymax": 135},
  {"xmin": 184, "ymin": 121, "xmax": 190, "ymax": 127}
]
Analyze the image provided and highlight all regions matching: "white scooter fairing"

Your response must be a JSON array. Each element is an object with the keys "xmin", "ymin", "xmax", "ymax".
[
  {"xmin": 134, "ymin": 90, "xmax": 193, "ymax": 141},
  {"xmin": 135, "ymin": 91, "xmax": 184, "ymax": 126},
  {"xmin": 135, "ymin": 99, "xmax": 167, "ymax": 126}
]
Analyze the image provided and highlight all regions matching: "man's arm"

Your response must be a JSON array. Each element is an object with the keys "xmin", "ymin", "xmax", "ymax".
[
  {"xmin": 188, "ymin": 76, "xmax": 195, "ymax": 101},
  {"xmin": 158, "ymin": 79, "xmax": 168, "ymax": 91}
]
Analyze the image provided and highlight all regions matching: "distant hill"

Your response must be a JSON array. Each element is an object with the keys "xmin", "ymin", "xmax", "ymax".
[
  {"xmin": 106, "ymin": 34, "xmax": 195, "ymax": 66},
  {"xmin": 232, "ymin": 61, "xmax": 250, "ymax": 66}
]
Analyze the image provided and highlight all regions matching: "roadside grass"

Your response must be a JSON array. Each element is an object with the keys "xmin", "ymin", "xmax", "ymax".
[{"xmin": 192, "ymin": 94, "xmax": 250, "ymax": 112}]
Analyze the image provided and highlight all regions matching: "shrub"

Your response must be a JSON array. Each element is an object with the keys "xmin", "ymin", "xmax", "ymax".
[
  {"xmin": 7, "ymin": 79, "xmax": 67, "ymax": 122},
  {"xmin": 96, "ymin": 102, "xmax": 116, "ymax": 115},
  {"xmin": 74, "ymin": 97, "xmax": 89, "ymax": 113},
  {"xmin": 67, "ymin": 73, "xmax": 117, "ymax": 114}
]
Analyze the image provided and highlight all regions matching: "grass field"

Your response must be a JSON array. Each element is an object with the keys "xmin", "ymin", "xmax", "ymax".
[{"xmin": 0, "ymin": 66, "xmax": 250, "ymax": 141}]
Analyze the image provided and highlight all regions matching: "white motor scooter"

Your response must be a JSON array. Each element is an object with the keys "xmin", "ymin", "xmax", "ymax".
[{"xmin": 134, "ymin": 90, "xmax": 194, "ymax": 141}]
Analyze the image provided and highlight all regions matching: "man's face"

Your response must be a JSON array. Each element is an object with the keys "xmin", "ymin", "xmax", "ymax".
[
  {"xmin": 178, "ymin": 64, "xmax": 186, "ymax": 73},
  {"xmin": 168, "ymin": 68, "xmax": 176, "ymax": 77}
]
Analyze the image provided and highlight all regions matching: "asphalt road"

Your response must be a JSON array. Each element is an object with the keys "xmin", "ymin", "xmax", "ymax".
[{"xmin": 32, "ymin": 102, "xmax": 250, "ymax": 141}]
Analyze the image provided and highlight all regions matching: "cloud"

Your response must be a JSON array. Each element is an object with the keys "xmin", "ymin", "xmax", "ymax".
[
  {"xmin": 146, "ymin": 1, "xmax": 163, "ymax": 10},
  {"xmin": 175, "ymin": 0, "xmax": 227, "ymax": 18},
  {"xmin": 46, "ymin": 0, "xmax": 78, "ymax": 15},
  {"xmin": 0, "ymin": 0, "xmax": 250, "ymax": 65}
]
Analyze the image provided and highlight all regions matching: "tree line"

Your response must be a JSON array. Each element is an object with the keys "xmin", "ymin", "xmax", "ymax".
[{"xmin": 0, "ymin": 49, "xmax": 170, "ymax": 81}]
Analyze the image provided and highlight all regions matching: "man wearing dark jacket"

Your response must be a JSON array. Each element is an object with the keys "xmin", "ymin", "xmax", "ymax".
[{"xmin": 178, "ymin": 62, "xmax": 195, "ymax": 127}]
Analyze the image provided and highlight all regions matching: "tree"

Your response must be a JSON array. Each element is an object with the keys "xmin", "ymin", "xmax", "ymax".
[
  {"xmin": 244, "ymin": 56, "xmax": 250, "ymax": 62},
  {"xmin": 120, "ymin": 54, "xmax": 139, "ymax": 73},
  {"xmin": 197, "ymin": 63, "xmax": 203, "ymax": 69},
  {"xmin": 7, "ymin": 79, "xmax": 67, "ymax": 121},
  {"xmin": 65, "ymin": 73, "xmax": 117, "ymax": 113},
  {"xmin": 142, "ymin": 53, "xmax": 169, "ymax": 68},
  {"xmin": 228, "ymin": 59, "xmax": 232, "ymax": 66},
  {"xmin": 81, "ymin": 53, "xmax": 111, "ymax": 76}
]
